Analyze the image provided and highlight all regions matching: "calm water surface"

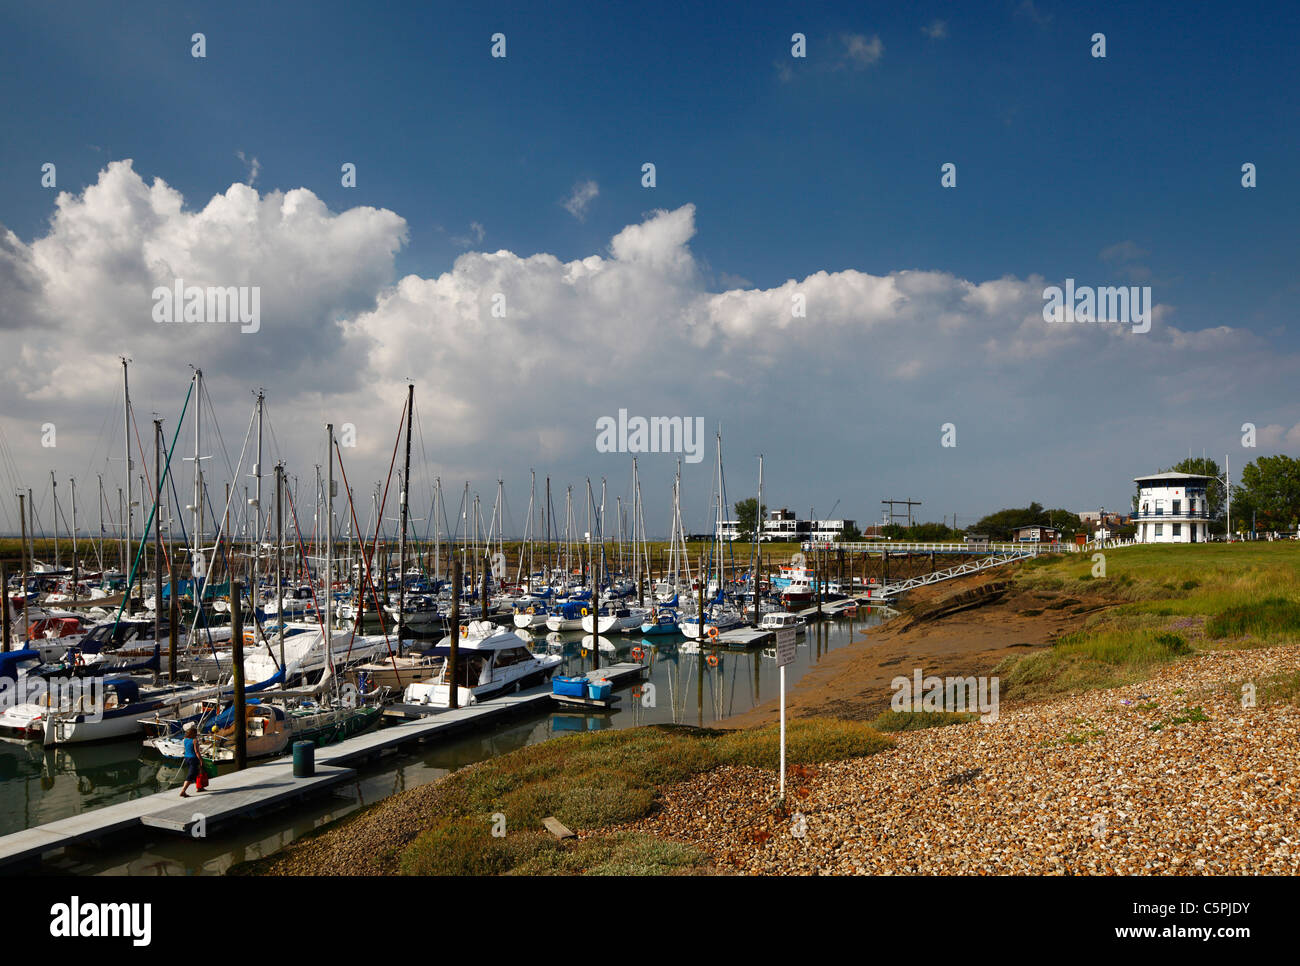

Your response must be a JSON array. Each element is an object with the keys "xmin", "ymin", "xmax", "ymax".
[{"xmin": 0, "ymin": 610, "xmax": 884, "ymax": 875}]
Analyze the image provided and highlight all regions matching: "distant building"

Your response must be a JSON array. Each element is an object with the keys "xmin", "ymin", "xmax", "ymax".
[
  {"xmin": 1133, "ymin": 472, "xmax": 1212, "ymax": 543},
  {"xmin": 715, "ymin": 508, "xmax": 856, "ymax": 542},
  {"xmin": 1078, "ymin": 509, "xmax": 1125, "ymax": 527},
  {"xmin": 809, "ymin": 519, "xmax": 855, "ymax": 541},
  {"xmin": 1011, "ymin": 524, "xmax": 1060, "ymax": 543},
  {"xmin": 762, "ymin": 508, "xmax": 803, "ymax": 542}
]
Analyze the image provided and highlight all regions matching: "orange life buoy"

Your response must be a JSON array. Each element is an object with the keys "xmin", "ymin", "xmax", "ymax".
[
  {"xmin": 706, "ymin": 654, "xmax": 718, "ymax": 667},
  {"xmin": 631, "ymin": 646, "xmax": 644, "ymax": 661},
  {"xmin": 707, "ymin": 626, "xmax": 719, "ymax": 641}
]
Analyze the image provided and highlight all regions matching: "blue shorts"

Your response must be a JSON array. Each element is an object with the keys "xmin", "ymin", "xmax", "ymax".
[{"xmin": 185, "ymin": 758, "xmax": 201, "ymax": 781}]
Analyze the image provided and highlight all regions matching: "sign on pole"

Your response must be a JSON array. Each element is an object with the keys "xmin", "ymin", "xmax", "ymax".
[
  {"xmin": 776, "ymin": 627, "xmax": 796, "ymax": 667},
  {"xmin": 776, "ymin": 626, "xmax": 795, "ymax": 799}
]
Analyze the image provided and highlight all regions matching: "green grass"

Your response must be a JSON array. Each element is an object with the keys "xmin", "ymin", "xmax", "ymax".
[
  {"xmin": 1206, "ymin": 597, "xmax": 1300, "ymax": 642},
  {"xmin": 1149, "ymin": 706, "xmax": 1210, "ymax": 732},
  {"xmin": 995, "ymin": 544, "xmax": 1300, "ymax": 703},
  {"xmin": 1209, "ymin": 668, "xmax": 1300, "ymax": 709},
  {"xmin": 397, "ymin": 719, "xmax": 892, "ymax": 876}
]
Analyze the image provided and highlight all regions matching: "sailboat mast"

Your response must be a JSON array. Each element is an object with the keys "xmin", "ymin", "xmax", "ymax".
[
  {"xmin": 753, "ymin": 454, "xmax": 763, "ymax": 619},
  {"xmin": 122, "ymin": 357, "xmax": 132, "ymax": 603},
  {"xmin": 434, "ymin": 477, "xmax": 442, "ymax": 582},
  {"xmin": 325, "ymin": 423, "xmax": 335, "ymax": 683},
  {"xmin": 545, "ymin": 476, "xmax": 553, "ymax": 585},
  {"xmin": 70, "ymin": 476, "xmax": 78, "ymax": 606},
  {"xmin": 153, "ymin": 419, "xmax": 163, "ymax": 653},
  {"xmin": 275, "ymin": 462, "xmax": 285, "ymax": 673},
  {"xmin": 96, "ymin": 474, "xmax": 105, "ymax": 572},
  {"xmin": 193, "ymin": 368, "xmax": 203, "ymax": 569},
  {"xmin": 254, "ymin": 389, "xmax": 264, "ymax": 579},
  {"xmin": 50, "ymin": 472, "xmax": 60, "ymax": 571},
  {"xmin": 397, "ymin": 383, "xmax": 413, "ymax": 641}
]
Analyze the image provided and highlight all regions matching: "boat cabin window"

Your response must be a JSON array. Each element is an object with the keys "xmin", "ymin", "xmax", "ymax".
[
  {"xmin": 494, "ymin": 647, "xmax": 532, "ymax": 668},
  {"xmin": 449, "ymin": 656, "xmax": 488, "ymax": 688}
]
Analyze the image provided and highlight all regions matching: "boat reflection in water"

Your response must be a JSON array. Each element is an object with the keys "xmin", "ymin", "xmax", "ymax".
[{"xmin": 0, "ymin": 736, "xmax": 170, "ymax": 837}]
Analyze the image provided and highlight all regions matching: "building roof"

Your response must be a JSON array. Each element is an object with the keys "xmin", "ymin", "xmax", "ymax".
[{"xmin": 1134, "ymin": 472, "xmax": 1214, "ymax": 483}]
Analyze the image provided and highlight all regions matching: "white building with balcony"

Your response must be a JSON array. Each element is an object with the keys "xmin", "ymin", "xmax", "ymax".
[{"xmin": 1133, "ymin": 472, "xmax": 1212, "ymax": 544}]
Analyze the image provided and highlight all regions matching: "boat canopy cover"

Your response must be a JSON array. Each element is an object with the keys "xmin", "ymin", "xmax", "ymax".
[
  {"xmin": 105, "ymin": 678, "xmax": 141, "ymax": 702},
  {"xmin": 425, "ymin": 638, "xmax": 514, "ymax": 656},
  {"xmin": 213, "ymin": 699, "xmax": 278, "ymax": 729},
  {"xmin": 0, "ymin": 649, "xmax": 41, "ymax": 677}
]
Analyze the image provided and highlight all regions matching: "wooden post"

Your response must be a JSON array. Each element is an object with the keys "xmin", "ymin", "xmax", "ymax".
[
  {"xmin": 448, "ymin": 558, "xmax": 461, "ymax": 709},
  {"xmin": 230, "ymin": 579, "xmax": 247, "ymax": 771}
]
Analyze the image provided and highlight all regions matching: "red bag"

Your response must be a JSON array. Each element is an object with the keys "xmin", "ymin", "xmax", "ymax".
[{"xmin": 195, "ymin": 768, "xmax": 209, "ymax": 791}]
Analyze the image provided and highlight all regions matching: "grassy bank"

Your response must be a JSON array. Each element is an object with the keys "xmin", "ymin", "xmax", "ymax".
[
  {"xmin": 996, "ymin": 543, "xmax": 1300, "ymax": 703},
  {"xmin": 235, "ymin": 718, "xmax": 891, "ymax": 876}
]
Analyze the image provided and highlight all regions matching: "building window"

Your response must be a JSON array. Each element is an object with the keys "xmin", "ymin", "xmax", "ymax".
[
  {"xmin": 1173, "ymin": 523, "xmax": 1181, "ymax": 537},
  {"xmin": 1155, "ymin": 523, "xmax": 1163, "ymax": 537},
  {"xmin": 1173, "ymin": 500, "xmax": 1181, "ymax": 515}
]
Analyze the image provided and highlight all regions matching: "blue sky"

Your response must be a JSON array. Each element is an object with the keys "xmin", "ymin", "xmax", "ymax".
[{"xmin": 1, "ymin": 1, "xmax": 1297, "ymax": 536}]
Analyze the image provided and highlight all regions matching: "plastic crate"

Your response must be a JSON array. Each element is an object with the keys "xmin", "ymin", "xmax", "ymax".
[
  {"xmin": 586, "ymin": 679, "xmax": 612, "ymax": 701},
  {"xmin": 552, "ymin": 676, "xmax": 587, "ymax": 698}
]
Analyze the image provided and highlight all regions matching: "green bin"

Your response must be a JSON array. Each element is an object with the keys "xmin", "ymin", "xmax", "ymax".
[{"xmin": 292, "ymin": 740, "xmax": 315, "ymax": 777}]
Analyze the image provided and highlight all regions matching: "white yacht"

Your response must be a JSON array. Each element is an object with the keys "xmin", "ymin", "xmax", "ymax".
[{"xmin": 403, "ymin": 623, "xmax": 562, "ymax": 708}]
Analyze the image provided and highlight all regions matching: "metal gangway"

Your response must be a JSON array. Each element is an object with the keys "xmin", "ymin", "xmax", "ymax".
[
  {"xmin": 803, "ymin": 540, "xmax": 1063, "ymax": 555},
  {"xmin": 861, "ymin": 547, "xmax": 1038, "ymax": 600}
]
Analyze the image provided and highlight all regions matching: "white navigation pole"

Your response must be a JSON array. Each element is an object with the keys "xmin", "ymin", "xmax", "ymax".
[{"xmin": 1224, "ymin": 454, "xmax": 1231, "ymax": 541}]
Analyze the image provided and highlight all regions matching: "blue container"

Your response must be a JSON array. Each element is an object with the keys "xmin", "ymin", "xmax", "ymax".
[
  {"xmin": 586, "ymin": 679, "xmax": 612, "ymax": 701},
  {"xmin": 553, "ymin": 676, "xmax": 587, "ymax": 698},
  {"xmin": 292, "ymin": 740, "xmax": 315, "ymax": 777}
]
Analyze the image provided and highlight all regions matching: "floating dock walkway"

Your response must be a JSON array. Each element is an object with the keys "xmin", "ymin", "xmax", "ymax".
[{"xmin": 0, "ymin": 664, "xmax": 644, "ymax": 869}]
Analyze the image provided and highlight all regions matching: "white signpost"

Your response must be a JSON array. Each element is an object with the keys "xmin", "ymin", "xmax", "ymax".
[{"xmin": 776, "ymin": 627, "xmax": 796, "ymax": 799}]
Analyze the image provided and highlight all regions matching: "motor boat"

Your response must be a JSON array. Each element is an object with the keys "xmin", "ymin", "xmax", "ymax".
[{"xmin": 403, "ymin": 623, "xmax": 562, "ymax": 708}]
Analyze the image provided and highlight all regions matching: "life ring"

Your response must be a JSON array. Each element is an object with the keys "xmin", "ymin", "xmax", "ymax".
[
  {"xmin": 706, "ymin": 654, "xmax": 719, "ymax": 668},
  {"xmin": 459, "ymin": 625, "xmax": 468, "ymax": 637},
  {"xmin": 707, "ymin": 626, "xmax": 719, "ymax": 641},
  {"xmin": 581, "ymin": 608, "xmax": 589, "ymax": 617},
  {"xmin": 527, "ymin": 606, "xmax": 535, "ymax": 614},
  {"xmin": 73, "ymin": 652, "xmax": 85, "ymax": 668},
  {"xmin": 580, "ymin": 648, "xmax": 588, "ymax": 658},
  {"xmin": 631, "ymin": 646, "xmax": 644, "ymax": 661}
]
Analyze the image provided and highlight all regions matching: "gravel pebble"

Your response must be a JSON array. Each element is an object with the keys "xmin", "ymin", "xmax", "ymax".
[{"xmin": 624, "ymin": 645, "xmax": 1300, "ymax": 875}]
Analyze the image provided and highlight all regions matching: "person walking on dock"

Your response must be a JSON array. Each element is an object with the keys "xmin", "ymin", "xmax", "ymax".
[{"xmin": 179, "ymin": 722, "xmax": 205, "ymax": 797}]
